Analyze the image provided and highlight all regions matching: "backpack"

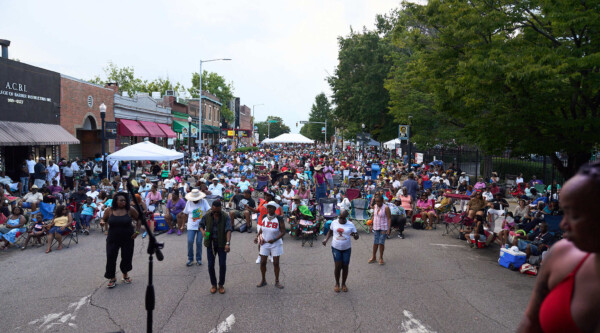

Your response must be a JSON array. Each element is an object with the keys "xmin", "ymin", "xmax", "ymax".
[{"xmin": 412, "ymin": 218, "xmax": 424, "ymax": 230}]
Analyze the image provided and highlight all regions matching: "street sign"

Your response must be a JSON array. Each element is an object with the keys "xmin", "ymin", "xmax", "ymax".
[
  {"xmin": 104, "ymin": 121, "xmax": 117, "ymax": 139},
  {"xmin": 268, "ymin": 120, "xmax": 278, "ymax": 123},
  {"xmin": 195, "ymin": 140, "xmax": 204, "ymax": 144},
  {"xmin": 321, "ymin": 127, "xmax": 325, "ymax": 133},
  {"xmin": 299, "ymin": 120, "xmax": 308, "ymax": 124}
]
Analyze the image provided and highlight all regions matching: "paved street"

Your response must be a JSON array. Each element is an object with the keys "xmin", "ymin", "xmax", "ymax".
[{"xmin": 0, "ymin": 221, "xmax": 534, "ymax": 333}]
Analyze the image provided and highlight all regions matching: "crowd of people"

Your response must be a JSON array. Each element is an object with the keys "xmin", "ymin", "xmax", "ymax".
[{"xmin": 2, "ymin": 144, "xmax": 598, "ymax": 327}]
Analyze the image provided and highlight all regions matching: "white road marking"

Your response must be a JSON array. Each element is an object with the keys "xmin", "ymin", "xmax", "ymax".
[
  {"xmin": 400, "ymin": 310, "xmax": 436, "ymax": 333},
  {"xmin": 209, "ymin": 314, "xmax": 236, "ymax": 333},
  {"xmin": 21, "ymin": 295, "xmax": 89, "ymax": 331},
  {"xmin": 430, "ymin": 243, "xmax": 463, "ymax": 248}
]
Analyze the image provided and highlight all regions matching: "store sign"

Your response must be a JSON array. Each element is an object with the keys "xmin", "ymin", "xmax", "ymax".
[
  {"xmin": 0, "ymin": 59, "xmax": 61, "ymax": 124},
  {"xmin": 105, "ymin": 121, "xmax": 117, "ymax": 139}
]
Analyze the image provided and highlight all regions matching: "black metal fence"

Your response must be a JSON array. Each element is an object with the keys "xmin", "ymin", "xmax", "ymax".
[{"xmin": 393, "ymin": 143, "xmax": 566, "ymax": 185}]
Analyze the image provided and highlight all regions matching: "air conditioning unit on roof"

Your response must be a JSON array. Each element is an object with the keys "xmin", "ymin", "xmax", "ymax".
[{"xmin": 166, "ymin": 90, "xmax": 176, "ymax": 96}]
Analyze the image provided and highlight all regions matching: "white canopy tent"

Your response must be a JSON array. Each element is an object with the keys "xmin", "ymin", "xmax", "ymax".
[
  {"xmin": 262, "ymin": 133, "xmax": 314, "ymax": 144},
  {"xmin": 107, "ymin": 141, "xmax": 184, "ymax": 161},
  {"xmin": 383, "ymin": 138, "xmax": 402, "ymax": 150}
]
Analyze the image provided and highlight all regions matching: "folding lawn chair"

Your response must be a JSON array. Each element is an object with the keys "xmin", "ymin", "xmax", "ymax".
[
  {"xmin": 423, "ymin": 181, "xmax": 433, "ymax": 191},
  {"xmin": 534, "ymin": 184, "xmax": 546, "ymax": 195},
  {"xmin": 543, "ymin": 214, "xmax": 563, "ymax": 241},
  {"xmin": 50, "ymin": 217, "xmax": 79, "ymax": 249},
  {"xmin": 346, "ymin": 188, "xmax": 361, "ymax": 201},
  {"xmin": 349, "ymin": 198, "xmax": 371, "ymax": 233},
  {"xmin": 442, "ymin": 211, "xmax": 465, "ymax": 237},
  {"xmin": 255, "ymin": 175, "xmax": 270, "ymax": 192},
  {"xmin": 318, "ymin": 198, "xmax": 338, "ymax": 221}
]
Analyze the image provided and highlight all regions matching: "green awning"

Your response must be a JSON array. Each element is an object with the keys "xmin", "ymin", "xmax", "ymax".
[
  {"xmin": 172, "ymin": 120, "xmax": 198, "ymax": 133},
  {"xmin": 201, "ymin": 125, "xmax": 220, "ymax": 134}
]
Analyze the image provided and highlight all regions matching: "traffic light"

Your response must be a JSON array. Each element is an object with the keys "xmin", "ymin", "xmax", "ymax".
[{"xmin": 296, "ymin": 122, "xmax": 298, "ymax": 127}]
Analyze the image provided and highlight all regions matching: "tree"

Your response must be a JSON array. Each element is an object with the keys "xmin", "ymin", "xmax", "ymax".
[
  {"xmin": 89, "ymin": 62, "xmax": 185, "ymax": 98},
  {"xmin": 255, "ymin": 116, "xmax": 291, "ymax": 142},
  {"xmin": 385, "ymin": 0, "xmax": 600, "ymax": 179},
  {"xmin": 302, "ymin": 93, "xmax": 334, "ymax": 142},
  {"xmin": 188, "ymin": 71, "xmax": 235, "ymax": 123},
  {"xmin": 327, "ymin": 12, "xmax": 399, "ymax": 142}
]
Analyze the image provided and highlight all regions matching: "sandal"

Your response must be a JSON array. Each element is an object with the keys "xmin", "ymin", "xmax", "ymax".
[
  {"xmin": 379, "ymin": 259, "xmax": 385, "ymax": 265},
  {"xmin": 368, "ymin": 258, "xmax": 376, "ymax": 264},
  {"xmin": 210, "ymin": 286, "xmax": 217, "ymax": 294},
  {"xmin": 256, "ymin": 281, "xmax": 267, "ymax": 288},
  {"xmin": 334, "ymin": 285, "xmax": 340, "ymax": 293},
  {"xmin": 45, "ymin": 249, "xmax": 52, "ymax": 254},
  {"xmin": 341, "ymin": 285, "xmax": 348, "ymax": 292},
  {"xmin": 107, "ymin": 279, "xmax": 117, "ymax": 289},
  {"xmin": 274, "ymin": 281, "xmax": 284, "ymax": 289},
  {"xmin": 122, "ymin": 276, "xmax": 132, "ymax": 284}
]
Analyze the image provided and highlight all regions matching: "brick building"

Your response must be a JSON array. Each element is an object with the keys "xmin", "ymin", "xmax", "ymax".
[
  {"xmin": 238, "ymin": 104, "xmax": 252, "ymax": 145},
  {"xmin": 60, "ymin": 76, "xmax": 115, "ymax": 160},
  {"xmin": 188, "ymin": 90, "xmax": 222, "ymax": 147}
]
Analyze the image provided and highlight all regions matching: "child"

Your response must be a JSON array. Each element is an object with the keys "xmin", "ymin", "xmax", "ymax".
[{"xmin": 20, "ymin": 212, "xmax": 45, "ymax": 250}]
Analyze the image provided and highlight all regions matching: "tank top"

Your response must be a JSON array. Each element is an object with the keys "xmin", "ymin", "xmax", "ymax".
[
  {"xmin": 372, "ymin": 204, "xmax": 388, "ymax": 231},
  {"xmin": 107, "ymin": 213, "xmax": 134, "ymax": 241},
  {"xmin": 539, "ymin": 253, "xmax": 591, "ymax": 333}
]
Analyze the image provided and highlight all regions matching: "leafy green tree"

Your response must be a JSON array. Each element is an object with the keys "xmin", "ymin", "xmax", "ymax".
[
  {"xmin": 255, "ymin": 116, "xmax": 291, "ymax": 142},
  {"xmin": 189, "ymin": 71, "xmax": 235, "ymax": 123},
  {"xmin": 302, "ymin": 93, "xmax": 334, "ymax": 142},
  {"xmin": 386, "ymin": 0, "xmax": 600, "ymax": 178},
  {"xmin": 327, "ymin": 12, "xmax": 399, "ymax": 142}
]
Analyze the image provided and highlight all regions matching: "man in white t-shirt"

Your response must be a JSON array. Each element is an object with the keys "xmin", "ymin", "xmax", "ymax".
[
  {"xmin": 208, "ymin": 178, "xmax": 225, "ymax": 197},
  {"xmin": 86, "ymin": 185, "xmax": 100, "ymax": 199},
  {"xmin": 183, "ymin": 189, "xmax": 210, "ymax": 266},
  {"xmin": 321, "ymin": 210, "xmax": 359, "ymax": 293},
  {"xmin": 254, "ymin": 201, "xmax": 285, "ymax": 289},
  {"xmin": 46, "ymin": 160, "xmax": 60, "ymax": 184}
]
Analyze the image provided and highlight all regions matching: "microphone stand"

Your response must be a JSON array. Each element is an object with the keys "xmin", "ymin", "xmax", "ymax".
[{"xmin": 126, "ymin": 178, "xmax": 164, "ymax": 333}]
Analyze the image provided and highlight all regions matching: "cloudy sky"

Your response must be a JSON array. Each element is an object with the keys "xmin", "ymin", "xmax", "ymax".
[{"xmin": 3, "ymin": 0, "xmax": 402, "ymax": 132}]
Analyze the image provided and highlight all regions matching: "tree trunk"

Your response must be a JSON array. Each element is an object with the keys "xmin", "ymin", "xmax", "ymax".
[{"xmin": 551, "ymin": 152, "xmax": 590, "ymax": 181}]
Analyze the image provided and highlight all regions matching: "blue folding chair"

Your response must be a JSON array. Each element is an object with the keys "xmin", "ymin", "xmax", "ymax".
[
  {"xmin": 39, "ymin": 202, "xmax": 56, "ymax": 221},
  {"xmin": 350, "ymin": 198, "xmax": 371, "ymax": 233},
  {"xmin": 423, "ymin": 181, "xmax": 433, "ymax": 190},
  {"xmin": 543, "ymin": 215, "xmax": 563, "ymax": 239}
]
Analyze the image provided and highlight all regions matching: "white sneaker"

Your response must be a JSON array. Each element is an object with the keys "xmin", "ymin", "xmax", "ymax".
[
  {"xmin": 256, "ymin": 255, "xmax": 261, "ymax": 264},
  {"xmin": 269, "ymin": 256, "xmax": 273, "ymax": 263}
]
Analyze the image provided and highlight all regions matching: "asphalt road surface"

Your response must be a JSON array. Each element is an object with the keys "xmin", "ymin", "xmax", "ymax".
[{"xmin": 0, "ymin": 222, "xmax": 535, "ymax": 333}]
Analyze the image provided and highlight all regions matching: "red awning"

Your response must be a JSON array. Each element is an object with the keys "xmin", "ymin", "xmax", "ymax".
[
  {"xmin": 119, "ymin": 119, "xmax": 149, "ymax": 137},
  {"xmin": 157, "ymin": 123, "xmax": 177, "ymax": 138},
  {"xmin": 138, "ymin": 121, "xmax": 166, "ymax": 138}
]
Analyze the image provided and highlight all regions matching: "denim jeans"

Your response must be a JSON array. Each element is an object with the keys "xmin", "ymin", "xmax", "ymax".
[
  {"xmin": 206, "ymin": 241, "xmax": 227, "ymax": 286},
  {"xmin": 20, "ymin": 177, "xmax": 29, "ymax": 195},
  {"xmin": 187, "ymin": 230, "xmax": 203, "ymax": 262}
]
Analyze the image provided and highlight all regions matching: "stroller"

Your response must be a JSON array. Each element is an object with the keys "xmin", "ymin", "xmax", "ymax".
[{"xmin": 289, "ymin": 204, "xmax": 320, "ymax": 247}]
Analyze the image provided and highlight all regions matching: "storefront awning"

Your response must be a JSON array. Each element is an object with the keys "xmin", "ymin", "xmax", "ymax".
[
  {"xmin": 157, "ymin": 123, "xmax": 177, "ymax": 138},
  {"xmin": 172, "ymin": 120, "xmax": 198, "ymax": 133},
  {"xmin": 0, "ymin": 121, "xmax": 80, "ymax": 146},
  {"xmin": 201, "ymin": 125, "xmax": 221, "ymax": 134},
  {"xmin": 138, "ymin": 121, "xmax": 166, "ymax": 138},
  {"xmin": 119, "ymin": 119, "xmax": 149, "ymax": 137}
]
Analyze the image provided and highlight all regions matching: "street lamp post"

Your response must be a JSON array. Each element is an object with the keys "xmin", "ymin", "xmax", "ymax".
[
  {"xmin": 407, "ymin": 115, "xmax": 413, "ymax": 172},
  {"xmin": 99, "ymin": 103, "xmax": 106, "ymax": 179},
  {"xmin": 252, "ymin": 104, "xmax": 263, "ymax": 145},
  {"xmin": 219, "ymin": 122, "xmax": 222, "ymax": 152},
  {"xmin": 198, "ymin": 58, "xmax": 231, "ymax": 157},
  {"xmin": 188, "ymin": 116, "xmax": 192, "ymax": 165},
  {"xmin": 361, "ymin": 123, "xmax": 366, "ymax": 155}
]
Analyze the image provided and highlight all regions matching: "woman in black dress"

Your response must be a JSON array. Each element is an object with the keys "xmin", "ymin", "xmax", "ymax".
[{"xmin": 100, "ymin": 192, "xmax": 140, "ymax": 288}]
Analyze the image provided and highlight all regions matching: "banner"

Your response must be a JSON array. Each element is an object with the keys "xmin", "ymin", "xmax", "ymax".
[
  {"xmin": 105, "ymin": 121, "xmax": 117, "ymax": 139},
  {"xmin": 416, "ymin": 153, "xmax": 423, "ymax": 164},
  {"xmin": 398, "ymin": 125, "xmax": 409, "ymax": 140}
]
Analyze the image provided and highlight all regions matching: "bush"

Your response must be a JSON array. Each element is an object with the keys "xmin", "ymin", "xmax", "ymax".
[{"xmin": 235, "ymin": 146, "xmax": 259, "ymax": 153}]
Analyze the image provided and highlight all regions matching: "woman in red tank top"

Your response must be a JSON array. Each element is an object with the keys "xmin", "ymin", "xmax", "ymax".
[{"xmin": 517, "ymin": 162, "xmax": 600, "ymax": 333}]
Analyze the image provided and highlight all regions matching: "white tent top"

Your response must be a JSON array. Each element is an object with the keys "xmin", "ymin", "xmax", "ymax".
[
  {"xmin": 383, "ymin": 138, "xmax": 402, "ymax": 150},
  {"xmin": 107, "ymin": 141, "xmax": 184, "ymax": 161},
  {"xmin": 262, "ymin": 133, "xmax": 314, "ymax": 144}
]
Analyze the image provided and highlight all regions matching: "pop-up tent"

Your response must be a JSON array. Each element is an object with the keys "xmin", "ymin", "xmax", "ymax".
[
  {"xmin": 383, "ymin": 138, "xmax": 402, "ymax": 150},
  {"xmin": 107, "ymin": 141, "xmax": 184, "ymax": 161},
  {"xmin": 262, "ymin": 133, "xmax": 314, "ymax": 144}
]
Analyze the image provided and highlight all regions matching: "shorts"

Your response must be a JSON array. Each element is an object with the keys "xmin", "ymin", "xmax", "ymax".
[
  {"xmin": 22, "ymin": 202, "xmax": 32, "ymax": 208},
  {"xmin": 170, "ymin": 213, "xmax": 177, "ymax": 221},
  {"xmin": 517, "ymin": 239, "xmax": 539, "ymax": 254},
  {"xmin": 332, "ymin": 247, "xmax": 351, "ymax": 265},
  {"xmin": 48, "ymin": 226, "xmax": 70, "ymax": 235},
  {"xmin": 232, "ymin": 210, "xmax": 246, "ymax": 219},
  {"xmin": 259, "ymin": 243, "xmax": 283, "ymax": 257},
  {"xmin": 469, "ymin": 233, "xmax": 487, "ymax": 242},
  {"xmin": 373, "ymin": 230, "xmax": 387, "ymax": 245}
]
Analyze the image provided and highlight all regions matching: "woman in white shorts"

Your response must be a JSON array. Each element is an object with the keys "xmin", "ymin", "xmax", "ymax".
[{"xmin": 254, "ymin": 201, "xmax": 285, "ymax": 289}]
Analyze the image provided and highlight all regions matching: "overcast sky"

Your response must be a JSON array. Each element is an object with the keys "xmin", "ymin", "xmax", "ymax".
[{"xmin": 3, "ymin": 0, "xmax": 403, "ymax": 132}]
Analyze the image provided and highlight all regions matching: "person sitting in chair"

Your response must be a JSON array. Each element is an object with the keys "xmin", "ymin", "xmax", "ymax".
[
  {"xmin": 20, "ymin": 211, "xmax": 46, "ymax": 250},
  {"xmin": 388, "ymin": 197, "xmax": 407, "ymax": 239},
  {"xmin": 45, "ymin": 205, "xmax": 73, "ymax": 253},
  {"xmin": 415, "ymin": 193, "xmax": 436, "ymax": 230},
  {"xmin": 0, "ymin": 206, "xmax": 27, "ymax": 250},
  {"xmin": 228, "ymin": 189, "xmax": 256, "ymax": 232},
  {"xmin": 18, "ymin": 185, "xmax": 43, "ymax": 212}
]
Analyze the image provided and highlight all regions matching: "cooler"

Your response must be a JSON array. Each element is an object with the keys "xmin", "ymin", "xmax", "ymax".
[
  {"xmin": 498, "ymin": 247, "xmax": 526, "ymax": 270},
  {"xmin": 371, "ymin": 163, "xmax": 380, "ymax": 180},
  {"xmin": 154, "ymin": 214, "xmax": 169, "ymax": 232}
]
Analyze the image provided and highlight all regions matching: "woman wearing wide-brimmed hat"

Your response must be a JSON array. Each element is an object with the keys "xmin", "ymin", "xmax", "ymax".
[
  {"xmin": 182, "ymin": 189, "xmax": 210, "ymax": 266},
  {"xmin": 313, "ymin": 165, "xmax": 328, "ymax": 201}
]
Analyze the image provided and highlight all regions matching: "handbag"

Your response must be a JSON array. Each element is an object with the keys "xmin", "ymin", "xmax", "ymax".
[{"xmin": 0, "ymin": 213, "xmax": 7, "ymax": 225}]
